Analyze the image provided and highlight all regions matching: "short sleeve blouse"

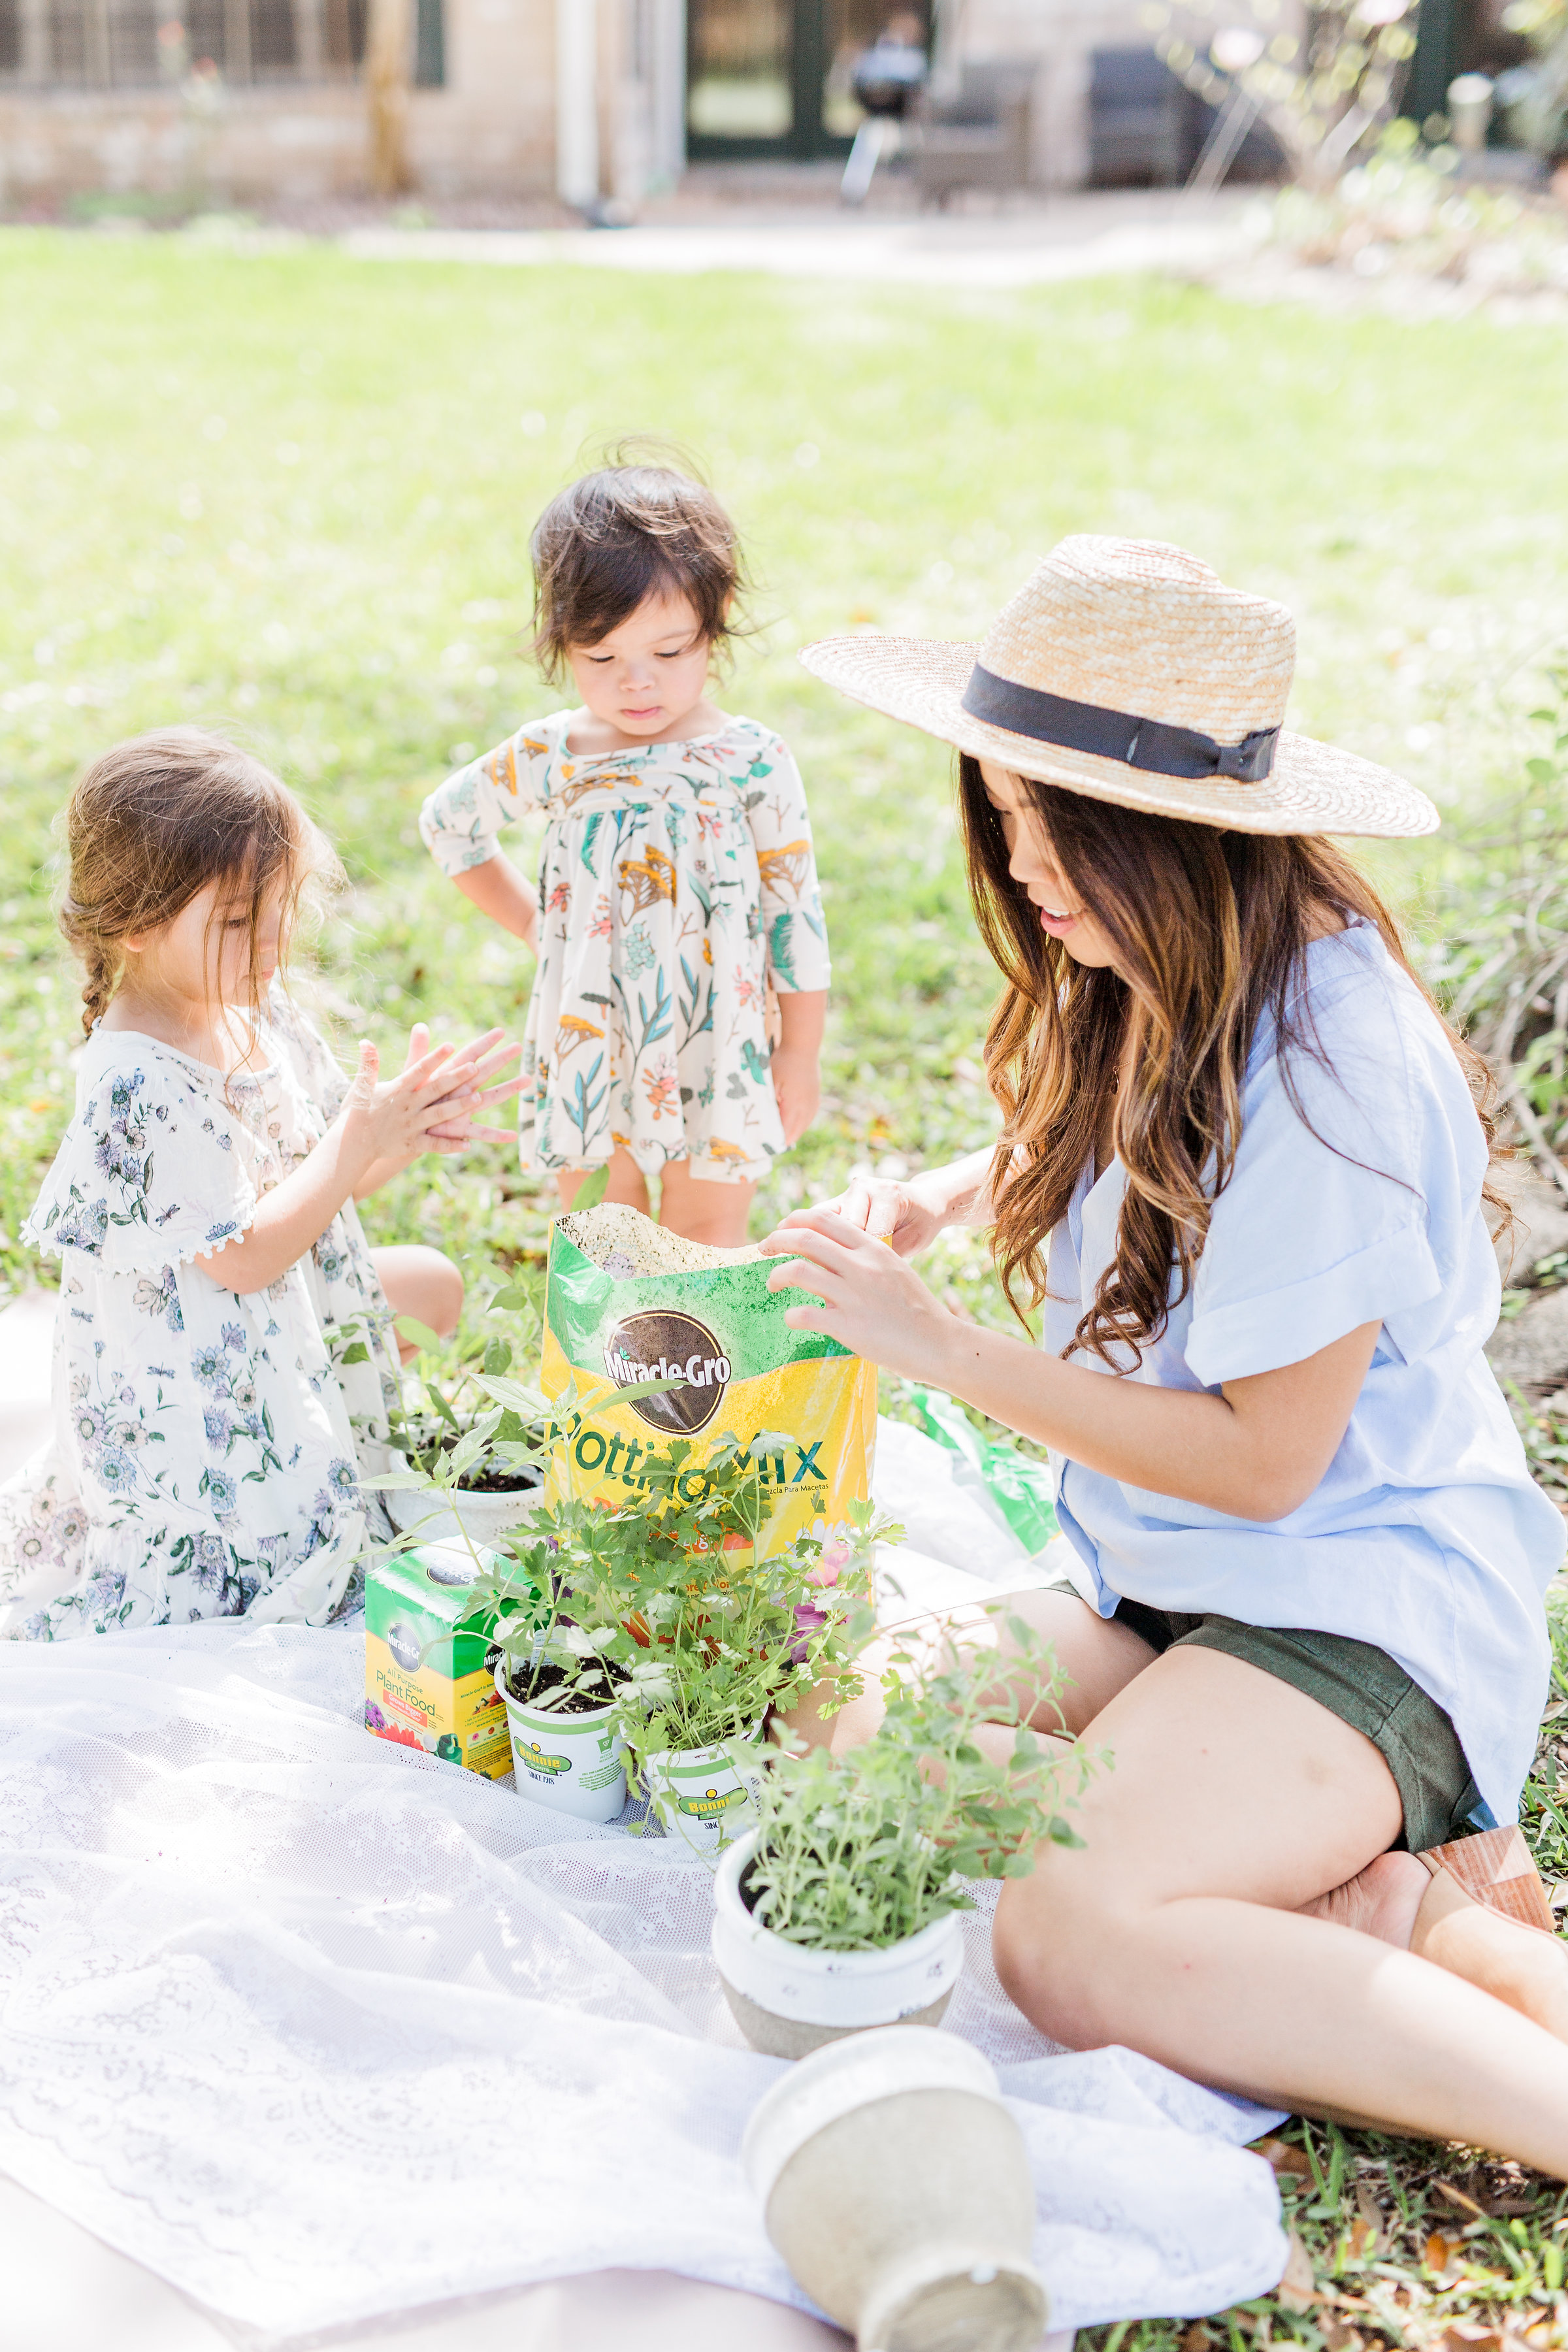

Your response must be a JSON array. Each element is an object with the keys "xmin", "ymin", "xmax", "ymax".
[{"xmin": 1043, "ymin": 921, "xmax": 1565, "ymax": 1827}]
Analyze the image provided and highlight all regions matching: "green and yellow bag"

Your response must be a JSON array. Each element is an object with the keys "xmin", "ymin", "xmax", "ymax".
[{"xmin": 539, "ymin": 1205, "xmax": 876, "ymax": 1556}]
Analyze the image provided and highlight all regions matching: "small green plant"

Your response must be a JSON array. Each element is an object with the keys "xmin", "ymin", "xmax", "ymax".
[
  {"xmin": 452, "ymin": 1431, "xmax": 894, "ymax": 1821},
  {"xmin": 742, "ymin": 1611, "xmax": 1103, "ymax": 1953}
]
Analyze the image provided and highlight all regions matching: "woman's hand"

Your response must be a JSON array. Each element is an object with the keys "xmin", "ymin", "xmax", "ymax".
[
  {"xmin": 772, "ymin": 1174, "xmax": 946, "ymax": 1258},
  {"xmin": 759, "ymin": 1205, "xmax": 958, "ymax": 1378}
]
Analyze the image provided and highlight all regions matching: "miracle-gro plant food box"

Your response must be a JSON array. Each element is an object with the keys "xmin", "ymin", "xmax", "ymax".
[{"xmin": 365, "ymin": 1544, "xmax": 514, "ymax": 1777}]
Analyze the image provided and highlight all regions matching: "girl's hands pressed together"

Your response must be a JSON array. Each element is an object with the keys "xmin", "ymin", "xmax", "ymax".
[
  {"xmin": 760, "ymin": 1205, "xmax": 958, "ymax": 1379},
  {"xmin": 407, "ymin": 1023, "xmax": 527, "ymax": 1149}
]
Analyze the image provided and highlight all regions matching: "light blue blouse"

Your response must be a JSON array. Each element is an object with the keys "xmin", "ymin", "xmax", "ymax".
[{"xmin": 1047, "ymin": 919, "xmax": 1565, "ymax": 1827}]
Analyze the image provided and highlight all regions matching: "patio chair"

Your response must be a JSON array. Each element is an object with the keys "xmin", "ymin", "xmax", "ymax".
[
  {"xmin": 1088, "ymin": 46, "xmax": 1192, "ymax": 187},
  {"xmin": 912, "ymin": 58, "xmax": 1037, "ymax": 208}
]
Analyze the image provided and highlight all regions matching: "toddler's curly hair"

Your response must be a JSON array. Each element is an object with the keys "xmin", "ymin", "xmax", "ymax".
[{"xmin": 530, "ymin": 447, "xmax": 747, "ymax": 683}]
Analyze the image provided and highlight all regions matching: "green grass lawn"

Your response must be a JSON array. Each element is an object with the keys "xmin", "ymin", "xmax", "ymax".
[{"xmin": 2, "ymin": 225, "xmax": 1567, "ymax": 2345}]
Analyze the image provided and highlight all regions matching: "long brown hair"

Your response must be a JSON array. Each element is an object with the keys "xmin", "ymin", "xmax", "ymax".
[
  {"xmin": 59, "ymin": 728, "xmax": 335, "ymax": 1037},
  {"xmin": 958, "ymin": 755, "xmax": 1507, "ymax": 1367}
]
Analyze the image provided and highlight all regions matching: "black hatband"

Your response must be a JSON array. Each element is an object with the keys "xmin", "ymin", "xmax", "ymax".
[{"xmin": 961, "ymin": 664, "xmax": 1279, "ymax": 784}]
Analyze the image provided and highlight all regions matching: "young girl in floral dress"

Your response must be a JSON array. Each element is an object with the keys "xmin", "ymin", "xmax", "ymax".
[
  {"xmin": 419, "ymin": 457, "xmax": 831, "ymax": 1247},
  {"xmin": 0, "ymin": 730, "xmax": 521, "ymax": 1640}
]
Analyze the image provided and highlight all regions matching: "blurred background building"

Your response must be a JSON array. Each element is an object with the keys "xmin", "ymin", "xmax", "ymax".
[{"xmin": 0, "ymin": 0, "xmax": 1514, "ymax": 212}]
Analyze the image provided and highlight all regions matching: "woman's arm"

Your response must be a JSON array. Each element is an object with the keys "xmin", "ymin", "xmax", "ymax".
[{"xmin": 760, "ymin": 1207, "xmax": 1379, "ymax": 1524}]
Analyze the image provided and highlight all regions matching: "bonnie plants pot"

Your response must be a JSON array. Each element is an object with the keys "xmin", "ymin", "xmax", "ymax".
[
  {"xmin": 712, "ymin": 1829, "xmax": 963, "ymax": 2057},
  {"xmin": 494, "ymin": 1660, "xmax": 627, "ymax": 1824},
  {"xmin": 742, "ymin": 2027, "xmax": 1047, "ymax": 2352},
  {"xmin": 639, "ymin": 1727, "xmax": 764, "ymax": 1857}
]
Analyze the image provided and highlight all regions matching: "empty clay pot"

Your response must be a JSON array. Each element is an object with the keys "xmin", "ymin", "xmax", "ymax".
[
  {"xmin": 743, "ymin": 2028, "xmax": 1047, "ymax": 2352},
  {"xmin": 712, "ymin": 1829, "xmax": 964, "ymax": 2058}
]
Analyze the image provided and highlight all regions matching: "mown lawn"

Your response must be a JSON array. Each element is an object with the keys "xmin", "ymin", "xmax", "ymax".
[{"xmin": 1, "ymin": 226, "xmax": 1566, "ymax": 2347}]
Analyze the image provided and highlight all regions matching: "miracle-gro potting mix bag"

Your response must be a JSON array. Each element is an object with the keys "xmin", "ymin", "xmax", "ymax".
[{"xmin": 540, "ymin": 1205, "xmax": 876, "ymax": 1554}]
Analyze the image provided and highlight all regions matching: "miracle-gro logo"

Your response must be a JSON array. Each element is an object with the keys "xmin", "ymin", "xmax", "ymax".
[{"xmin": 604, "ymin": 1310, "xmax": 730, "ymax": 1435}]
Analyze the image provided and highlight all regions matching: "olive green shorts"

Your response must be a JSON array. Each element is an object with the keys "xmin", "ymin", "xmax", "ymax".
[{"xmin": 1044, "ymin": 1580, "xmax": 1483, "ymax": 1855}]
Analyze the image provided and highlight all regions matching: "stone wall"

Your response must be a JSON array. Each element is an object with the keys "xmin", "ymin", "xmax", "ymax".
[{"xmin": 0, "ymin": 0, "xmax": 555, "ymax": 202}]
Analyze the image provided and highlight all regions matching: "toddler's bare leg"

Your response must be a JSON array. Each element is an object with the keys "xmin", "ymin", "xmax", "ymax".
[
  {"xmin": 656, "ymin": 1162, "xmax": 755, "ymax": 1247},
  {"xmin": 373, "ymin": 1245, "xmax": 463, "ymax": 1364},
  {"xmin": 556, "ymin": 1151, "xmax": 650, "ymax": 1216}
]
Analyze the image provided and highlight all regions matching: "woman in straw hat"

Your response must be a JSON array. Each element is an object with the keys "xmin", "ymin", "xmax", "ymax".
[{"xmin": 764, "ymin": 536, "xmax": 1568, "ymax": 2170}]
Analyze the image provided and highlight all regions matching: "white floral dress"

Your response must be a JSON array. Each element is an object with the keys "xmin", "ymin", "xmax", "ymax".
[
  {"xmin": 0, "ymin": 993, "xmax": 402, "ymax": 1641},
  {"xmin": 419, "ymin": 713, "xmax": 832, "ymax": 1183}
]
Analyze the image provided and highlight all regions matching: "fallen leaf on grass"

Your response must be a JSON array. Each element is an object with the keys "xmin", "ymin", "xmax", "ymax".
[
  {"xmin": 1347, "ymin": 2217, "xmax": 1378, "ymax": 2262},
  {"xmin": 1426, "ymin": 2232, "xmax": 1458, "ymax": 2274},
  {"xmin": 1352, "ymin": 2180, "xmax": 1386, "ymax": 2251},
  {"xmin": 1181, "ymin": 2324, "xmax": 1211, "ymax": 2352},
  {"xmin": 1277, "ymin": 2230, "xmax": 1321, "ymax": 2311},
  {"xmin": 1255, "ymin": 2136, "xmax": 1315, "ymax": 2180},
  {"xmin": 1435, "ymin": 2178, "xmax": 1491, "ymax": 2221}
]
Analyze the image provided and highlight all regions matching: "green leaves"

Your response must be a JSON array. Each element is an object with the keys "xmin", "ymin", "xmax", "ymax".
[
  {"xmin": 745, "ymin": 1605, "xmax": 1105, "ymax": 1953},
  {"xmin": 571, "ymin": 1165, "xmax": 610, "ymax": 1213}
]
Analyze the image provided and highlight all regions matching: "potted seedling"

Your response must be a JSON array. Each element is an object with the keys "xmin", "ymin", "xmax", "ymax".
[
  {"xmin": 711, "ymin": 1610, "xmax": 1102, "ymax": 2057},
  {"xmin": 449, "ymin": 1431, "xmax": 890, "ymax": 1846},
  {"xmin": 378, "ymin": 1278, "xmax": 552, "ymax": 1550}
]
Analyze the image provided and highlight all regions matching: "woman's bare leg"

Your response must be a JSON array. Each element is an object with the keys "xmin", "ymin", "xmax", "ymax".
[
  {"xmin": 556, "ymin": 1150, "xmax": 650, "ymax": 1217},
  {"xmin": 779, "ymin": 1585, "xmax": 1155, "ymax": 1754},
  {"xmin": 656, "ymin": 1161, "xmax": 755, "ymax": 1248},
  {"xmin": 990, "ymin": 1643, "xmax": 1568, "ymax": 2178},
  {"xmin": 372, "ymin": 1245, "xmax": 463, "ymax": 1365},
  {"xmin": 1305, "ymin": 1850, "xmax": 1568, "ymax": 2045}
]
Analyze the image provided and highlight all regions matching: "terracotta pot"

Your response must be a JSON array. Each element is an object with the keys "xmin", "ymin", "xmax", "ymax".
[
  {"xmin": 743, "ymin": 2027, "xmax": 1047, "ymax": 2352},
  {"xmin": 711, "ymin": 1829, "xmax": 964, "ymax": 2059}
]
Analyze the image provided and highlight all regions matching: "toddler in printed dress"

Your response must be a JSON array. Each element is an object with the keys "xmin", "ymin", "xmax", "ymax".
[
  {"xmin": 0, "ymin": 730, "xmax": 523, "ymax": 1641},
  {"xmin": 419, "ymin": 457, "xmax": 831, "ymax": 1248}
]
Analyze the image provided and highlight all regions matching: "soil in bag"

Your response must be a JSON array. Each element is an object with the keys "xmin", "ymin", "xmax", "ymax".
[{"xmin": 540, "ymin": 1205, "xmax": 876, "ymax": 1558}]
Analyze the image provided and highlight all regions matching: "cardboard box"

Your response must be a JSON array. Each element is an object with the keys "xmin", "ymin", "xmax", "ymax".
[{"xmin": 365, "ymin": 1542, "xmax": 521, "ymax": 1778}]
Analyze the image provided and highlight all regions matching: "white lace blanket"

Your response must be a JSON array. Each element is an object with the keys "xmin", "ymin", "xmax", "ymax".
[{"xmin": 0, "ymin": 1427, "xmax": 1287, "ymax": 2344}]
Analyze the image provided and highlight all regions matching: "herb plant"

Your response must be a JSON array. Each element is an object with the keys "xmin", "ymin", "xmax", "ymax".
[
  {"xmin": 743, "ymin": 1610, "xmax": 1104, "ymax": 1952},
  {"xmin": 451, "ymin": 1429, "xmax": 893, "ymax": 1782}
]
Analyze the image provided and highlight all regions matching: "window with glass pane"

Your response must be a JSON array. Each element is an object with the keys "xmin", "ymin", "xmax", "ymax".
[{"xmin": 688, "ymin": 0, "xmax": 792, "ymax": 140}]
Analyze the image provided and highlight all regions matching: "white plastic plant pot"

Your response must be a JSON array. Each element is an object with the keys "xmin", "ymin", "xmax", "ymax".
[
  {"xmin": 494, "ymin": 1661, "xmax": 627, "ymax": 1824},
  {"xmin": 742, "ymin": 2027, "xmax": 1047, "ymax": 2352},
  {"xmin": 638, "ymin": 1730, "xmax": 763, "ymax": 1857},
  {"xmin": 711, "ymin": 1828, "xmax": 964, "ymax": 2059},
  {"xmin": 384, "ymin": 1469, "xmax": 545, "ymax": 1552}
]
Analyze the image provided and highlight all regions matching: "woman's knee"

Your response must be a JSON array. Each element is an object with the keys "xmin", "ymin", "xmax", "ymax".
[{"xmin": 992, "ymin": 1860, "xmax": 1137, "ymax": 2050}]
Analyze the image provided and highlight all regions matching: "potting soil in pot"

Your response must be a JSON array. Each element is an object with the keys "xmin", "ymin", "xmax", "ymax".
[
  {"xmin": 365, "ymin": 1542, "xmax": 538, "ymax": 1776},
  {"xmin": 542, "ymin": 1205, "xmax": 876, "ymax": 1558}
]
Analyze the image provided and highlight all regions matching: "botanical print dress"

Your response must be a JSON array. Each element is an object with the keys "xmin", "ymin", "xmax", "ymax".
[
  {"xmin": 419, "ymin": 713, "xmax": 832, "ymax": 1183},
  {"xmin": 0, "ymin": 991, "xmax": 402, "ymax": 1641}
]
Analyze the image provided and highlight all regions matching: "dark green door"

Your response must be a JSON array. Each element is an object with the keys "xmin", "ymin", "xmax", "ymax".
[{"xmin": 686, "ymin": 0, "xmax": 930, "ymax": 161}]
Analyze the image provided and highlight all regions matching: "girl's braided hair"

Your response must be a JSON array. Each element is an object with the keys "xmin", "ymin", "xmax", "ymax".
[{"xmin": 58, "ymin": 728, "xmax": 335, "ymax": 1036}]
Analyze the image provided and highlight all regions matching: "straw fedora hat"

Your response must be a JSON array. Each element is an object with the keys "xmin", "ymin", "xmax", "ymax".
[{"xmin": 799, "ymin": 536, "xmax": 1438, "ymax": 840}]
